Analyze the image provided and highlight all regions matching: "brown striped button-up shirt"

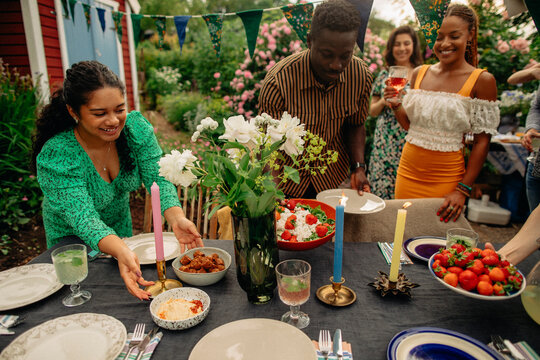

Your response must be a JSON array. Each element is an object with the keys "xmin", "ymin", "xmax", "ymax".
[{"xmin": 258, "ymin": 49, "xmax": 373, "ymax": 198}]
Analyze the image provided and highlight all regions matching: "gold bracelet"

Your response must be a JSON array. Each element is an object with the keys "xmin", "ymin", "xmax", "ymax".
[{"xmin": 455, "ymin": 187, "xmax": 470, "ymax": 197}]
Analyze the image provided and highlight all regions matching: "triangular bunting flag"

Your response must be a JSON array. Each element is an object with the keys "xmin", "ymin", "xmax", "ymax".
[
  {"xmin": 524, "ymin": 0, "xmax": 540, "ymax": 33},
  {"xmin": 152, "ymin": 16, "xmax": 167, "ymax": 50},
  {"xmin": 346, "ymin": 0, "xmax": 374, "ymax": 52},
  {"xmin": 281, "ymin": 3, "xmax": 314, "ymax": 45},
  {"xmin": 97, "ymin": 8, "xmax": 106, "ymax": 33},
  {"xmin": 82, "ymin": 3, "xmax": 91, "ymax": 31},
  {"xmin": 131, "ymin": 14, "xmax": 143, "ymax": 48},
  {"xmin": 408, "ymin": 0, "xmax": 451, "ymax": 48},
  {"xmin": 174, "ymin": 16, "xmax": 191, "ymax": 52},
  {"xmin": 112, "ymin": 11, "xmax": 124, "ymax": 42},
  {"xmin": 237, "ymin": 10, "xmax": 263, "ymax": 58},
  {"xmin": 68, "ymin": 0, "xmax": 77, "ymax": 23},
  {"xmin": 202, "ymin": 14, "xmax": 224, "ymax": 58},
  {"xmin": 60, "ymin": 0, "xmax": 69, "ymax": 19}
]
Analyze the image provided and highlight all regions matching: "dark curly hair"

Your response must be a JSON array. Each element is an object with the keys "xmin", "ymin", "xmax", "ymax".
[
  {"xmin": 383, "ymin": 25, "xmax": 423, "ymax": 67},
  {"xmin": 310, "ymin": 0, "xmax": 362, "ymax": 39},
  {"xmin": 30, "ymin": 60, "xmax": 132, "ymax": 173},
  {"xmin": 445, "ymin": 4, "xmax": 479, "ymax": 67}
]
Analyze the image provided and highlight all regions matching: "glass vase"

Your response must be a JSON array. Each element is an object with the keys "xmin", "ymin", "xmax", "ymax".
[{"xmin": 232, "ymin": 210, "xmax": 279, "ymax": 304}]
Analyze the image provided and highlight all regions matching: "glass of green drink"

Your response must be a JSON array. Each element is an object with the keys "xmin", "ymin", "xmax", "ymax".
[
  {"xmin": 51, "ymin": 244, "xmax": 92, "ymax": 307},
  {"xmin": 446, "ymin": 228, "xmax": 479, "ymax": 250}
]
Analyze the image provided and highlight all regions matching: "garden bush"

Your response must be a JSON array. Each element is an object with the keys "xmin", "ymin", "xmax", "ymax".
[{"xmin": 0, "ymin": 59, "xmax": 42, "ymax": 235}]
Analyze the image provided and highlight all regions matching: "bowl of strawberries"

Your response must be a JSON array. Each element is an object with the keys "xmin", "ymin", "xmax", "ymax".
[
  {"xmin": 276, "ymin": 199, "xmax": 336, "ymax": 251},
  {"xmin": 428, "ymin": 245, "xmax": 526, "ymax": 300}
]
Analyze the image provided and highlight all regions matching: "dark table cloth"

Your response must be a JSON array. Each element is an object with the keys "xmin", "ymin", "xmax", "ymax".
[{"xmin": 2, "ymin": 238, "xmax": 539, "ymax": 359}]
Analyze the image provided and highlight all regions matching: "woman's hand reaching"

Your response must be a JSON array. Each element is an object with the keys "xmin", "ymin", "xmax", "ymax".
[
  {"xmin": 164, "ymin": 206, "xmax": 203, "ymax": 253},
  {"xmin": 115, "ymin": 246, "xmax": 154, "ymax": 300}
]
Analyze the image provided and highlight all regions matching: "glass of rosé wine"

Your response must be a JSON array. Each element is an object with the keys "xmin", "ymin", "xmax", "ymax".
[
  {"xmin": 387, "ymin": 66, "xmax": 409, "ymax": 105},
  {"xmin": 275, "ymin": 259, "xmax": 311, "ymax": 329}
]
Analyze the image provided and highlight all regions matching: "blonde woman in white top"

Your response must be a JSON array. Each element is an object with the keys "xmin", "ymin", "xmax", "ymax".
[{"xmin": 384, "ymin": 3, "xmax": 499, "ymax": 223}]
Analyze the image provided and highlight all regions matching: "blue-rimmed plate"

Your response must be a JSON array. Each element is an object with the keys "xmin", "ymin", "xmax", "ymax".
[
  {"xmin": 403, "ymin": 236, "xmax": 446, "ymax": 262},
  {"xmin": 388, "ymin": 327, "xmax": 504, "ymax": 360}
]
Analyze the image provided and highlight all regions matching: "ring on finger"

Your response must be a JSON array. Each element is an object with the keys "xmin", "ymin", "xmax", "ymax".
[{"xmin": 448, "ymin": 206, "xmax": 454, "ymax": 211}]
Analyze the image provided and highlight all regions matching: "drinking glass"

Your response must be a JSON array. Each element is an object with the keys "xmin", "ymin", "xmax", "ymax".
[
  {"xmin": 275, "ymin": 259, "xmax": 311, "ymax": 329},
  {"xmin": 387, "ymin": 66, "xmax": 409, "ymax": 105},
  {"xmin": 446, "ymin": 228, "xmax": 479, "ymax": 250},
  {"xmin": 521, "ymin": 239, "xmax": 540, "ymax": 325},
  {"xmin": 51, "ymin": 244, "xmax": 92, "ymax": 307}
]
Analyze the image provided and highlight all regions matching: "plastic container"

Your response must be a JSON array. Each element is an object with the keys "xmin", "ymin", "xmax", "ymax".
[{"xmin": 467, "ymin": 198, "xmax": 511, "ymax": 225}]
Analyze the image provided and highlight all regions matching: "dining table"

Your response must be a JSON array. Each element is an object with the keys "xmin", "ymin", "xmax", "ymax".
[{"xmin": 1, "ymin": 237, "xmax": 539, "ymax": 359}]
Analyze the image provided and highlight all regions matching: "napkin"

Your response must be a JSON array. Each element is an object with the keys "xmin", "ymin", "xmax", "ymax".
[
  {"xmin": 377, "ymin": 242, "xmax": 413, "ymax": 265},
  {"xmin": 488, "ymin": 340, "xmax": 539, "ymax": 360},
  {"xmin": 115, "ymin": 331, "xmax": 163, "ymax": 360},
  {"xmin": 312, "ymin": 340, "xmax": 353, "ymax": 360}
]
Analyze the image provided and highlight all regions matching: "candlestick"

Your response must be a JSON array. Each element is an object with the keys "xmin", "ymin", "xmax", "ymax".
[
  {"xmin": 389, "ymin": 203, "xmax": 410, "ymax": 282},
  {"xmin": 333, "ymin": 194, "xmax": 347, "ymax": 283},
  {"xmin": 151, "ymin": 182, "xmax": 165, "ymax": 261}
]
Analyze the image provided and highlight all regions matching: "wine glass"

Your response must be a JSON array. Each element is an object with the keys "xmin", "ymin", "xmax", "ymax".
[
  {"xmin": 275, "ymin": 259, "xmax": 311, "ymax": 329},
  {"xmin": 387, "ymin": 66, "xmax": 409, "ymax": 105},
  {"xmin": 51, "ymin": 244, "xmax": 92, "ymax": 307}
]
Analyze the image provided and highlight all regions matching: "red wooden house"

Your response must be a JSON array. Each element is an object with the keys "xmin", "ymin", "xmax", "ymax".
[{"xmin": 1, "ymin": 0, "xmax": 141, "ymax": 111}]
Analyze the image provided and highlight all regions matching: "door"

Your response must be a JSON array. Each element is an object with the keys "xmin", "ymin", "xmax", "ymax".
[{"xmin": 62, "ymin": 0, "xmax": 121, "ymax": 76}]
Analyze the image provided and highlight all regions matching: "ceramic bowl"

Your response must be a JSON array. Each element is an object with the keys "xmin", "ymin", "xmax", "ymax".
[
  {"xmin": 172, "ymin": 247, "xmax": 232, "ymax": 286},
  {"xmin": 150, "ymin": 287, "xmax": 210, "ymax": 330},
  {"xmin": 277, "ymin": 199, "xmax": 336, "ymax": 251}
]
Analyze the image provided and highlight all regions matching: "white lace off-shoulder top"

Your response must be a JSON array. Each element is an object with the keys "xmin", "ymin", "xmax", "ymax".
[{"xmin": 402, "ymin": 90, "xmax": 500, "ymax": 152}]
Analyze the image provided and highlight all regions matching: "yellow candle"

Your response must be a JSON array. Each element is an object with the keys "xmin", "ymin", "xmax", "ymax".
[{"xmin": 389, "ymin": 207, "xmax": 408, "ymax": 282}]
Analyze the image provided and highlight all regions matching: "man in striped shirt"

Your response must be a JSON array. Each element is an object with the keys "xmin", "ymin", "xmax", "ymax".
[{"xmin": 258, "ymin": 0, "xmax": 373, "ymax": 199}]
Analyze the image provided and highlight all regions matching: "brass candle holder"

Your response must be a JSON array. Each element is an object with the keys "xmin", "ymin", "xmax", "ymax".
[
  {"xmin": 316, "ymin": 276, "xmax": 356, "ymax": 306},
  {"xmin": 368, "ymin": 271, "xmax": 419, "ymax": 298},
  {"xmin": 144, "ymin": 259, "xmax": 182, "ymax": 298}
]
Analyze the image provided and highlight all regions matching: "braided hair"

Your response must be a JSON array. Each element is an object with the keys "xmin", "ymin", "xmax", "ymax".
[
  {"xmin": 445, "ymin": 4, "xmax": 479, "ymax": 67},
  {"xmin": 31, "ymin": 61, "xmax": 132, "ymax": 173}
]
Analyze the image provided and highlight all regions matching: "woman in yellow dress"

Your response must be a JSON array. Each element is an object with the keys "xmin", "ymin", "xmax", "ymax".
[{"xmin": 384, "ymin": 4, "xmax": 499, "ymax": 222}]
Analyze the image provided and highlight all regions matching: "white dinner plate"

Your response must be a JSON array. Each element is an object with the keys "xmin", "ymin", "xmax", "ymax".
[
  {"xmin": 388, "ymin": 327, "xmax": 504, "ymax": 360},
  {"xmin": 124, "ymin": 232, "xmax": 181, "ymax": 264},
  {"xmin": 316, "ymin": 189, "xmax": 385, "ymax": 214},
  {"xmin": 189, "ymin": 318, "xmax": 317, "ymax": 360},
  {"xmin": 403, "ymin": 236, "xmax": 446, "ymax": 262},
  {"xmin": 428, "ymin": 254, "xmax": 526, "ymax": 300},
  {"xmin": 0, "ymin": 313, "xmax": 127, "ymax": 360},
  {"xmin": 0, "ymin": 263, "xmax": 63, "ymax": 311}
]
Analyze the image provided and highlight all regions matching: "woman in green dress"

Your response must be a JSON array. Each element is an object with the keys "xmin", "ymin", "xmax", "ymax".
[
  {"xmin": 367, "ymin": 26, "xmax": 423, "ymax": 199},
  {"xmin": 31, "ymin": 61, "xmax": 202, "ymax": 300}
]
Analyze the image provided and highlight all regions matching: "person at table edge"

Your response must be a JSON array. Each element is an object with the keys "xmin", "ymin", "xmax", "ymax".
[
  {"xmin": 258, "ymin": 0, "xmax": 373, "ymax": 198},
  {"xmin": 384, "ymin": 4, "xmax": 499, "ymax": 222},
  {"xmin": 31, "ymin": 61, "xmax": 203, "ymax": 300}
]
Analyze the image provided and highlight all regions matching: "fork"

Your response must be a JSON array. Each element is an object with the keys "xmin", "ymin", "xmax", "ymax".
[
  {"xmin": 319, "ymin": 329, "xmax": 332, "ymax": 360},
  {"xmin": 127, "ymin": 323, "xmax": 146, "ymax": 358},
  {"xmin": 491, "ymin": 335, "xmax": 515, "ymax": 359}
]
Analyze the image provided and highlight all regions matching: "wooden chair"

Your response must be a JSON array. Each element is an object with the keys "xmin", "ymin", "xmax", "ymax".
[{"xmin": 143, "ymin": 184, "xmax": 218, "ymax": 239}]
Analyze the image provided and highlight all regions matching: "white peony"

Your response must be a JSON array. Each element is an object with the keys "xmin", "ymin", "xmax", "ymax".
[
  {"xmin": 267, "ymin": 112, "xmax": 306, "ymax": 156},
  {"xmin": 158, "ymin": 150, "xmax": 198, "ymax": 187},
  {"xmin": 219, "ymin": 115, "xmax": 259, "ymax": 145}
]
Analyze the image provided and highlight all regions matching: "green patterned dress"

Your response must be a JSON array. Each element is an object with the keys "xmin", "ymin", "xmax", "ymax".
[
  {"xmin": 37, "ymin": 111, "xmax": 180, "ymax": 251},
  {"xmin": 367, "ymin": 70, "xmax": 408, "ymax": 199}
]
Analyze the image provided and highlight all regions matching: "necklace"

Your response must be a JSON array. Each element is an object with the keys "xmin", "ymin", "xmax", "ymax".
[{"xmin": 75, "ymin": 128, "xmax": 113, "ymax": 172}]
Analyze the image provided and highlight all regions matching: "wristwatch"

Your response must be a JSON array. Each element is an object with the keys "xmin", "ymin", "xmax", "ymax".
[{"xmin": 350, "ymin": 162, "xmax": 366, "ymax": 172}]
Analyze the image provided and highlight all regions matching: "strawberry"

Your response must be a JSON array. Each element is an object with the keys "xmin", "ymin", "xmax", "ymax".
[
  {"xmin": 482, "ymin": 254, "xmax": 499, "ymax": 266},
  {"xmin": 290, "ymin": 235, "xmax": 298, "ymax": 243},
  {"xmin": 434, "ymin": 252, "xmax": 452, "ymax": 267},
  {"xmin": 454, "ymin": 251, "xmax": 475, "ymax": 267},
  {"xmin": 280, "ymin": 231, "xmax": 292, "ymax": 240},
  {"xmin": 305, "ymin": 214, "xmax": 318, "ymax": 225},
  {"xmin": 286, "ymin": 200, "xmax": 298, "ymax": 211},
  {"xmin": 467, "ymin": 259, "xmax": 484, "ymax": 275},
  {"xmin": 284, "ymin": 221, "xmax": 295, "ymax": 230},
  {"xmin": 458, "ymin": 270, "xmax": 478, "ymax": 291},
  {"xmin": 451, "ymin": 243, "xmax": 466, "ymax": 254},
  {"xmin": 315, "ymin": 225, "xmax": 328, "ymax": 237},
  {"xmin": 434, "ymin": 265, "xmax": 448, "ymax": 278},
  {"xmin": 443, "ymin": 272, "xmax": 458, "ymax": 287},
  {"xmin": 508, "ymin": 274, "xmax": 523, "ymax": 290}
]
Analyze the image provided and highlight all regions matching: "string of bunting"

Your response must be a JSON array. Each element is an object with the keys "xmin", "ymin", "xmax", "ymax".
[{"xmin": 58, "ymin": 0, "xmax": 537, "ymax": 60}]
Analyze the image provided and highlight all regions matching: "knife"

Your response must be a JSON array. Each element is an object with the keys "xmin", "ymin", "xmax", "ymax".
[
  {"xmin": 134, "ymin": 326, "xmax": 159, "ymax": 360},
  {"xmin": 333, "ymin": 329, "xmax": 343, "ymax": 359}
]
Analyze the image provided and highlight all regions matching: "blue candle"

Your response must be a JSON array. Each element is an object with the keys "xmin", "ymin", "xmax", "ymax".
[{"xmin": 333, "ymin": 195, "xmax": 346, "ymax": 282}]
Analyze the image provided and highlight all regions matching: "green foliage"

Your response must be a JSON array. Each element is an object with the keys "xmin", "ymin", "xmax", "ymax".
[{"xmin": 0, "ymin": 59, "xmax": 42, "ymax": 234}]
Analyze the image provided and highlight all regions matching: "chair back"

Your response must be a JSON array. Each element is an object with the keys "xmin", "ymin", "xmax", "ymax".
[
  {"xmin": 143, "ymin": 184, "xmax": 218, "ymax": 239},
  {"xmin": 343, "ymin": 198, "xmax": 473, "ymax": 242}
]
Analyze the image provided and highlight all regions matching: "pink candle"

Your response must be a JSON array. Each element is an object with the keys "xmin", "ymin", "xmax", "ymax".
[{"xmin": 151, "ymin": 182, "xmax": 164, "ymax": 261}]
